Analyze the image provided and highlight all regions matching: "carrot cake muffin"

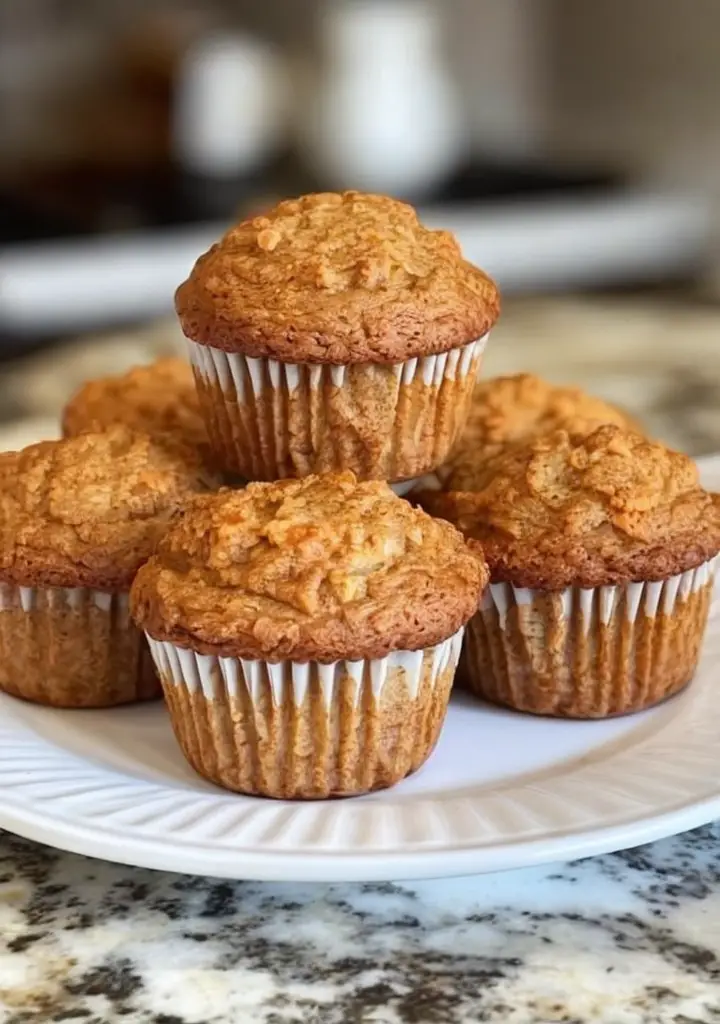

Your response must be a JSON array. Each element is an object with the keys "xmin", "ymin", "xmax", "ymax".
[
  {"xmin": 0, "ymin": 426, "xmax": 212, "ymax": 708},
  {"xmin": 131, "ymin": 471, "xmax": 488, "ymax": 799},
  {"xmin": 62, "ymin": 357, "xmax": 211, "ymax": 461},
  {"xmin": 176, "ymin": 190, "xmax": 500, "ymax": 483},
  {"xmin": 426, "ymin": 425, "xmax": 720, "ymax": 718},
  {"xmin": 442, "ymin": 373, "xmax": 640, "ymax": 490}
]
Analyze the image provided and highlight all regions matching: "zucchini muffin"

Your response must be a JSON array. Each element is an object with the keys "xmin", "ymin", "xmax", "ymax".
[
  {"xmin": 176, "ymin": 190, "xmax": 500, "ymax": 483},
  {"xmin": 0, "ymin": 426, "xmax": 211, "ymax": 708},
  {"xmin": 442, "ymin": 373, "xmax": 640, "ymax": 489},
  {"xmin": 425, "ymin": 425, "xmax": 720, "ymax": 718},
  {"xmin": 131, "ymin": 472, "xmax": 488, "ymax": 799},
  {"xmin": 62, "ymin": 357, "xmax": 211, "ymax": 462}
]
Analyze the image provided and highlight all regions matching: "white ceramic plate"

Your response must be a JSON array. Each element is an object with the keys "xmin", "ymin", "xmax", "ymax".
[{"xmin": 1, "ymin": 421, "xmax": 719, "ymax": 881}]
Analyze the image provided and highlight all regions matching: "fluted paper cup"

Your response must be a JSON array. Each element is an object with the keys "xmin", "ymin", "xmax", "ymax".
[
  {"xmin": 188, "ymin": 336, "xmax": 488, "ymax": 482},
  {"xmin": 0, "ymin": 583, "xmax": 160, "ymax": 707},
  {"xmin": 146, "ymin": 628, "xmax": 465, "ymax": 799},
  {"xmin": 462, "ymin": 557, "xmax": 718, "ymax": 718}
]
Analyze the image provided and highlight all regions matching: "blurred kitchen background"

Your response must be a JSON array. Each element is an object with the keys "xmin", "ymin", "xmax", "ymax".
[{"xmin": 1, "ymin": 0, "xmax": 720, "ymax": 456}]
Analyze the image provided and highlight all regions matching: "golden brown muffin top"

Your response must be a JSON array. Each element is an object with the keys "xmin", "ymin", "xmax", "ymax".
[
  {"xmin": 444, "ymin": 373, "xmax": 639, "ymax": 489},
  {"xmin": 0, "ymin": 426, "xmax": 212, "ymax": 592},
  {"xmin": 131, "ymin": 471, "xmax": 488, "ymax": 661},
  {"xmin": 175, "ymin": 191, "xmax": 500, "ymax": 364},
  {"xmin": 423, "ymin": 425, "xmax": 720, "ymax": 589},
  {"xmin": 62, "ymin": 358, "xmax": 208, "ymax": 456}
]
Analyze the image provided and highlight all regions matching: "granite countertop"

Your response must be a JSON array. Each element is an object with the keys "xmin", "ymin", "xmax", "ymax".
[
  {"xmin": 1, "ymin": 294, "xmax": 720, "ymax": 1023},
  {"xmin": 2, "ymin": 826, "xmax": 720, "ymax": 1023}
]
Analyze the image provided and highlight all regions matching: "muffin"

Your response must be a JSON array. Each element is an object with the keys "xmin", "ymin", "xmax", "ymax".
[
  {"xmin": 442, "ymin": 373, "xmax": 641, "ymax": 488},
  {"xmin": 0, "ymin": 426, "xmax": 212, "ymax": 708},
  {"xmin": 131, "ymin": 472, "xmax": 488, "ymax": 798},
  {"xmin": 424, "ymin": 425, "xmax": 720, "ymax": 719},
  {"xmin": 176, "ymin": 190, "xmax": 500, "ymax": 483},
  {"xmin": 62, "ymin": 357, "xmax": 211, "ymax": 462}
]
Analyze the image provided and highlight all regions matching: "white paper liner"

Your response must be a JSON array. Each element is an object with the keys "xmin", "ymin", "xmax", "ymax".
[
  {"xmin": 480, "ymin": 555, "xmax": 719, "ymax": 634},
  {"xmin": 146, "ymin": 627, "xmax": 465, "ymax": 709},
  {"xmin": 391, "ymin": 477, "xmax": 423, "ymax": 497},
  {"xmin": 0, "ymin": 583, "xmax": 159, "ymax": 707},
  {"xmin": 466, "ymin": 554, "xmax": 719, "ymax": 717},
  {"xmin": 393, "ymin": 471, "xmax": 443, "ymax": 497},
  {"xmin": 0, "ymin": 582, "xmax": 131, "ymax": 618},
  {"xmin": 189, "ymin": 336, "xmax": 488, "ymax": 402},
  {"xmin": 188, "ymin": 334, "xmax": 488, "ymax": 480}
]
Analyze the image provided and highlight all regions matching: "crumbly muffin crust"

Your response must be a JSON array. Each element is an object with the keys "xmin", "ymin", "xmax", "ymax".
[
  {"xmin": 131, "ymin": 472, "xmax": 488, "ymax": 661},
  {"xmin": 445, "ymin": 373, "xmax": 639, "ymax": 488},
  {"xmin": 424, "ymin": 425, "xmax": 720, "ymax": 589},
  {"xmin": 176, "ymin": 191, "xmax": 500, "ymax": 364},
  {"xmin": 0, "ymin": 426, "xmax": 212, "ymax": 591},
  {"xmin": 62, "ymin": 358, "xmax": 208, "ymax": 453}
]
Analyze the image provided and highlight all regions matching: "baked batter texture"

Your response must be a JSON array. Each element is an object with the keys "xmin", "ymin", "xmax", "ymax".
[
  {"xmin": 0, "ymin": 426, "xmax": 211, "ymax": 707},
  {"xmin": 424, "ymin": 425, "xmax": 720, "ymax": 717},
  {"xmin": 133, "ymin": 472, "xmax": 488, "ymax": 797},
  {"xmin": 177, "ymin": 191, "xmax": 500, "ymax": 481}
]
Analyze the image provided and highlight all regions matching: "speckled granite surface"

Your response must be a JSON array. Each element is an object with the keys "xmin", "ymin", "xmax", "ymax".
[
  {"xmin": 1, "ymin": 826, "xmax": 719, "ymax": 1023},
  {"xmin": 1, "ymin": 296, "xmax": 719, "ymax": 1023}
]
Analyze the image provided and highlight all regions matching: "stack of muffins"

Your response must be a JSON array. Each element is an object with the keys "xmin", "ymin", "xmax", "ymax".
[{"xmin": 1, "ymin": 190, "xmax": 719, "ymax": 802}]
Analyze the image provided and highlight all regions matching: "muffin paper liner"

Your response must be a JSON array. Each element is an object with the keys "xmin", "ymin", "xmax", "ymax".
[
  {"xmin": 463, "ymin": 556, "xmax": 718, "ymax": 718},
  {"xmin": 188, "ymin": 335, "xmax": 488, "ymax": 482},
  {"xmin": 0, "ymin": 583, "xmax": 160, "ymax": 708},
  {"xmin": 146, "ymin": 627, "xmax": 465, "ymax": 799}
]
